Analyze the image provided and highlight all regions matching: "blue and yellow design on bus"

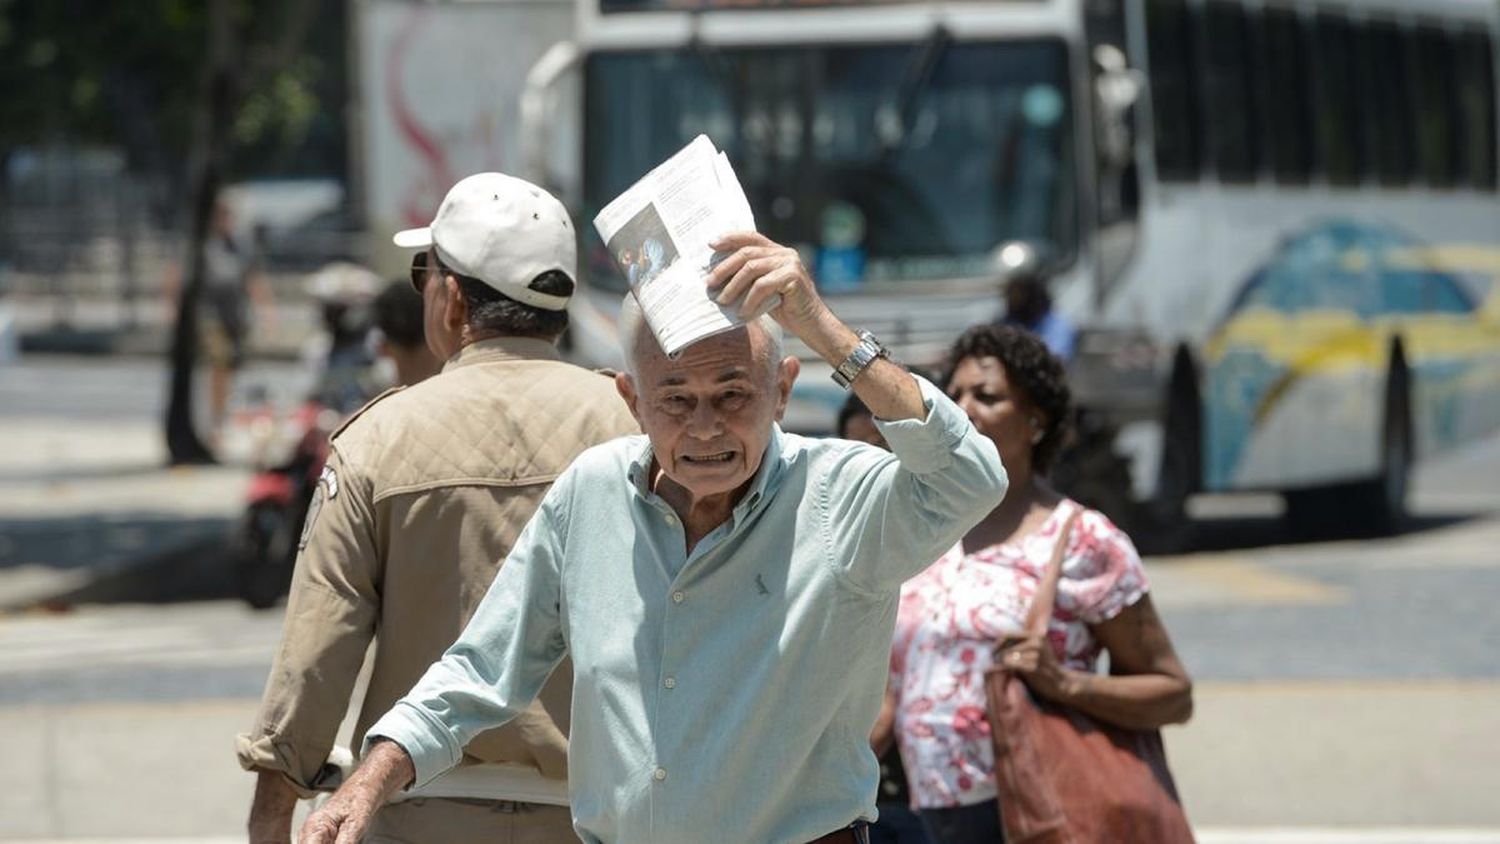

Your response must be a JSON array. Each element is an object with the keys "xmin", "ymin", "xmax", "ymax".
[{"xmin": 1203, "ymin": 220, "xmax": 1500, "ymax": 491}]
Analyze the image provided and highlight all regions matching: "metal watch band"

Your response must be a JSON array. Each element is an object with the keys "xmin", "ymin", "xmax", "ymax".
[{"xmin": 831, "ymin": 330, "xmax": 889, "ymax": 389}]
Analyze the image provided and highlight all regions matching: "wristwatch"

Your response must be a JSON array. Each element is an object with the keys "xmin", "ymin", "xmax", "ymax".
[{"xmin": 831, "ymin": 329, "xmax": 890, "ymax": 389}]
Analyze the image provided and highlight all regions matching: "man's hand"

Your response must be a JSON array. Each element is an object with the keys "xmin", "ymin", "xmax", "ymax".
[
  {"xmin": 707, "ymin": 232, "xmax": 830, "ymax": 339},
  {"xmin": 247, "ymin": 770, "xmax": 299, "ymax": 844},
  {"xmin": 707, "ymin": 230, "xmax": 925, "ymax": 421},
  {"xmin": 299, "ymin": 740, "xmax": 414, "ymax": 844}
]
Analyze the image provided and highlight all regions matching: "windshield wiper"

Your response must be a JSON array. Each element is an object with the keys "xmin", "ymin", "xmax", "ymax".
[{"xmin": 877, "ymin": 24, "xmax": 951, "ymax": 161}]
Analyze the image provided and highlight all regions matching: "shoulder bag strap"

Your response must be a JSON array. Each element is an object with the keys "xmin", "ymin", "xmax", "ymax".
[{"xmin": 1023, "ymin": 503, "xmax": 1083, "ymax": 639}]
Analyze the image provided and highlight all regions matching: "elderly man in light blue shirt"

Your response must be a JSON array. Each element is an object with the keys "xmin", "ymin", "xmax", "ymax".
[{"xmin": 302, "ymin": 232, "xmax": 1008, "ymax": 844}]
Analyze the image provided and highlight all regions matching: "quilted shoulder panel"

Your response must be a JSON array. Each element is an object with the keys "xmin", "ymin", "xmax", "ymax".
[{"xmin": 336, "ymin": 359, "xmax": 638, "ymax": 499}]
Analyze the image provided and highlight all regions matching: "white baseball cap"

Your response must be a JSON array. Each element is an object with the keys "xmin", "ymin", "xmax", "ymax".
[{"xmin": 393, "ymin": 172, "xmax": 576, "ymax": 312}]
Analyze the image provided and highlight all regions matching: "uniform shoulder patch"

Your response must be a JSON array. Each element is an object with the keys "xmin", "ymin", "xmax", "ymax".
[
  {"xmin": 330, "ymin": 386, "xmax": 406, "ymax": 442},
  {"xmin": 299, "ymin": 464, "xmax": 338, "ymax": 551}
]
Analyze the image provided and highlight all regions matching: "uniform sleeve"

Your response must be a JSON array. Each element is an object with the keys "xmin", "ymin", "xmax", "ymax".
[
  {"xmin": 234, "ymin": 446, "xmax": 380, "ymax": 796},
  {"xmin": 820, "ymin": 375, "xmax": 1009, "ymax": 594},
  {"xmin": 1059, "ymin": 508, "xmax": 1149, "ymax": 625},
  {"xmin": 362, "ymin": 472, "xmax": 572, "ymax": 789}
]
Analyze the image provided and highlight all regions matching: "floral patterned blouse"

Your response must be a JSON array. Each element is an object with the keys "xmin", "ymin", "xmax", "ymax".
[{"xmin": 889, "ymin": 499, "xmax": 1149, "ymax": 809}]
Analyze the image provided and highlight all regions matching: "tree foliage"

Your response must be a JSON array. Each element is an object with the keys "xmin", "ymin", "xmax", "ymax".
[{"xmin": 0, "ymin": 0, "xmax": 345, "ymax": 188}]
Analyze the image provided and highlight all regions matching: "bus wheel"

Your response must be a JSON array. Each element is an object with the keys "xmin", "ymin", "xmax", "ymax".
[
  {"xmin": 1284, "ymin": 360, "xmax": 1410, "ymax": 539},
  {"xmin": 1052, "ymin": 412, "xmax": 1139, "ymax": 538},
  {"xmin": 1140, "ymin": 365, "xmax": 1202, "ymax": 554},
  {"xmin": 1350, "ymin": 361, "xmax": 1412, "ymax": 536}
]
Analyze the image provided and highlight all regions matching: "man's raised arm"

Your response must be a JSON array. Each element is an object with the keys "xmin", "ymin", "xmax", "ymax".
[{"xmin": 708, "ymin": 231, "xmax": 925, "ymax": 422}]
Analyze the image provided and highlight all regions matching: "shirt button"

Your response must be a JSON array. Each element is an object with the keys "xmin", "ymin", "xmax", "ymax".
[
  {"xmin": 653, "ymin": 767, "xmax": 667, "ymax": 781},
  {"xmin": 664, "ymin": 676, "xmax": 676, "ymax": 689},
  {"xmin": 664, "ymin": 512, "xmax": 678, "ymax": 526},
  {"xmin": 672, "ymin": 591, "xmax": 685, "ymax": 604}
]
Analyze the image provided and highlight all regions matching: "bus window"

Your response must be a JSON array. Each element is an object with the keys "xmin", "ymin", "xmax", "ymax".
[
  {"xmin": 1204, "ymin": 0, "xmax": 1258, "ymax": 183},
  {"xmin": 1378, "ymin": 268, "xmax": 1426, "ymax": 316},
  {"xmin": 1260, "ymin": 7, "xmax": 1312, "ymax": 186},
  {"xmin": 1313, "ymin": 12, "xmax": 1362, "ymax": 187},
  {"xmin": 581, "ymin": 41, "xmax": 1077, "ymax": 291},
  {"xmin": 1357, "ymin": 21, "xmax": 1415, "ymax": 187},
  {"xmin": 1424, "ymin": 273, "xmax": 1476, "ymax": 315},
  {"xmin": 1145, "ymin": 0, "xmax": 1201, "ymax": 181},
  {"xmin": 1456, "ymin": 30, "xmax": 1498, "ymax": 190},
  {"xmin": 1412, "ymin": 25, "xmax": 1458, "ymax": 189}
]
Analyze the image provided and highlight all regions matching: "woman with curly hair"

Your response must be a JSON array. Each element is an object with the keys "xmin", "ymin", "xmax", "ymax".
[{"xmin": 880, "ymin": 324, "xmax": 1194, "ymax": 843}]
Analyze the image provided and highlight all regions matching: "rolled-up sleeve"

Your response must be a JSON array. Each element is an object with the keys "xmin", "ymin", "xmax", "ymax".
[
  {"xmin": 363, "ymin": 477, "xmax": 572, "ymax": 788},
  {"xmin": 235, "ymin": 447, "xmax": 379, "ymax": 796},
  {"xmin": 822, "ymin": 375, "xmax": 1008, "ymax": 593}
]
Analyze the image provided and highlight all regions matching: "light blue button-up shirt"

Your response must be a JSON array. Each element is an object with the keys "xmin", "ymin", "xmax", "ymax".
[{"xmin": 366, "ymin": 376, "xmax": 1007, "ymax": 843}]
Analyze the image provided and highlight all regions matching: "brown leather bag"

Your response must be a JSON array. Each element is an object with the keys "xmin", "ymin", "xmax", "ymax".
[{"xmin": 983, "ymin": 507, "xmax": 1194, "ymax": 844}]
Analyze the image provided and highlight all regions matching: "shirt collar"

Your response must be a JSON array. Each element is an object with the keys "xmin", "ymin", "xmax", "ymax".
[
  {"xmin": 443, "ymin": 336, "xmax": 561, "ymax": 373},
  {"xmin": 627, "ymin": 424, "xmax": 787, "ymax": 520}
]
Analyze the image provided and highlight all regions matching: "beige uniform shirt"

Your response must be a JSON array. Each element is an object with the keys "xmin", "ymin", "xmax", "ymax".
[{"xmin": 235, "ymin": 337, "xmax": 638, "ymax": 796}]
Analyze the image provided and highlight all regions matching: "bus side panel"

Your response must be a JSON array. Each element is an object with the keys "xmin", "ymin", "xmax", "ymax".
[{"xmin": 1111, "ymin": 185, "xmax": 1500, "ymax": 495}]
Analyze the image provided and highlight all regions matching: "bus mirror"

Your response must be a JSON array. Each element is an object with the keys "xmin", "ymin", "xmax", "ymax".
[
  {"xmin": 520, "ymin": 41, "xmax": 583, "ymax": 205},
  {"xmin": 1091, "ymin": 44, "xmax": 1142, "ymax": 171}
]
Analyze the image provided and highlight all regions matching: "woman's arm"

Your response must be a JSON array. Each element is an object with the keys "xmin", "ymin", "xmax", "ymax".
[{"xmin": 997, "ymin": 594, "xmax": 1193, "ymax": 731}]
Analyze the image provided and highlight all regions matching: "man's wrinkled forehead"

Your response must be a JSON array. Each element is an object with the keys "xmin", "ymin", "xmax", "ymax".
[
  {"xmin": 635, "ymin": 325, "xmax": 767, "ymax": 382},
  {"xmin": 643, "ymin": 340, "xmax": 761, "ymax": 386}
]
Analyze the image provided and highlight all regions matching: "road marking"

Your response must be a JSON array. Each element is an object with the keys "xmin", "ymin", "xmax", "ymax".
[{"xmin": 1150, "ymin": 556, "xmax": 1349, "ymax": 608}]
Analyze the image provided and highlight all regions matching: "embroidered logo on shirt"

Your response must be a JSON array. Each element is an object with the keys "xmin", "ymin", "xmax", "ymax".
[
  {"xmin": 755, "ymin": 574, "xmax": 770, "ymax": 596},
  {"xmin": 298, "ymin": 466, "xmax": 338, "ymax": 551},
  {"xmin": 320, "ymin": 465, "xmax": 339, "ymax": 499}
]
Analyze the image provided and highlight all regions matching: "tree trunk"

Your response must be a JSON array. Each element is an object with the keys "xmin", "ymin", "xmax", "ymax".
[{"xmin": 164, "ymin": 0, "xmax": 236, "ymax": 465}]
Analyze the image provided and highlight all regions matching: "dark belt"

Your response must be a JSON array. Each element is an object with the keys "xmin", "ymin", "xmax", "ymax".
[{"xmin": 807, "ymin": 822, "xmax": 871, "ymax": 844}]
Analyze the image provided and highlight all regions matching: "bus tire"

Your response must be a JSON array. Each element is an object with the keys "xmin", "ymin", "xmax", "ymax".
[
  {"xmin": 1284, "ymin": 355, "xmax": 1411, "ymax": 539},
  {"xmin": 1052, "ymin": 411, "xmax": 1139, "ymax": 537},
  {"xmin": 1350, "ymin": 357, "xmax": 1412, "ymax": 536},
  {"xmin": 1140, "ymin": 353, "xmax": 1202, "ymax": 554}
]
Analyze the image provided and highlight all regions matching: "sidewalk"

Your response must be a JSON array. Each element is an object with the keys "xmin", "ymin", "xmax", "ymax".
[
  {"xmin": 7, "ymin": 294, "xmax": 318, "ymax": 360},
  {"xmin": 0, "ymin": 416, "xmax": 249, "ymax": 610},
  {"xmin": 2, "ymin": 682, "xmax": 1496, "ymax": 840}
]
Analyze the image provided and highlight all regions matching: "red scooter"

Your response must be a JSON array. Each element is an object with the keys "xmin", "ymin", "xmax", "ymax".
[
  {"xmin": 230, "ymin": 261, "xmax": 385, "ymax": 608},
  {"xmin": 231, "ymin": 396, "xmax": 342, "ymax": 609}
]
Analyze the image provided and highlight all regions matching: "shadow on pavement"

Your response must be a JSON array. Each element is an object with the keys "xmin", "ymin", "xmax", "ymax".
[
  {"xmin": 0, "ymin": 512, "xmax": 240, "ymax": 608},
  {"xmin": 1180, "ymin": 510, "xmax": 1484, "ymax": 554}
]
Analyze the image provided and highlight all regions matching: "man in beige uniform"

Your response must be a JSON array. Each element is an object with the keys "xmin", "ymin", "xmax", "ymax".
[{"xmin": 237, "ymin": 173, "xmax": 637, "ymax": 843}]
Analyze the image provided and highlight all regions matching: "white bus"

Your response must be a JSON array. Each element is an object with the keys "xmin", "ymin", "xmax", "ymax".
[{"xmin": 520, "ymin": 0, "xmax": 1500, "ymax": 540}]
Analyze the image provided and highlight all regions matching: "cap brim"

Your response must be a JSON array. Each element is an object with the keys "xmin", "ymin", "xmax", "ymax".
[{"xmin": 392, "ymin": 227, "xmax": 433, "ymax": 248}]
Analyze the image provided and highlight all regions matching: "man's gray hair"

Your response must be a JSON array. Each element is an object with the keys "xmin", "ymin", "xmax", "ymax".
[{"xmin": 618, "ymin": 292, "xmax": 783, "ymax": 376}]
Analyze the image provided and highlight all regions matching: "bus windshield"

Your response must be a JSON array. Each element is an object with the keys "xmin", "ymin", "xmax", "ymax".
[{"xmin": 582, "ymin": 39, "xmax": 1076, "ymax": 292}]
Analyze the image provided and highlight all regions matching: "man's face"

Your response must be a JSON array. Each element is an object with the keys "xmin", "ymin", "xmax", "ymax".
[
  {"xmin": 417, "ymin": 248, "xmax": 462, "ymax": 361},
  {"xmin": 618, "ymin": 325, "xmax": 797, "ymax": 503}
]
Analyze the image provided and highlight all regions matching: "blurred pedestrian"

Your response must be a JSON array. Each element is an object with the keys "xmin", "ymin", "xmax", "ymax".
[
  {"xmin": 837, "ymin": 391, "xmax": 930, "ymax": 844},
  {"xmin": 371, "ymin": 277, "xmax": 440, "ymax": 387},
  {"xmin": 297, "ymin": 231, "xmax": 1009, "ymax": 844},
  {"xmin": 992, "ymin": 244, "xmax": 1074, "ymax": 362},
  {"xmin": 165, "ymin": 199, "xmax": 275, "ymax": 437},
  {"xmin": 303, "ymin": 261, "xmax": 382, "ymax": 414},
  {"xmin": 236, "ymin": 173, "xmax": 639, "ymax": 844},
  {"xmin": 887, "ymin": 324, "xmax": 1192, "ymax": 843}
]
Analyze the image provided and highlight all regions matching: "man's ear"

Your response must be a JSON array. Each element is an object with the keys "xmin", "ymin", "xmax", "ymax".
[
  {"xmin": 773, "ymin": 356, "xmax": 800, "ymax": 422},
  {"xmin": 443, "ymin": 275, "xmax": 468, "ymax": 333},
  {"xmin": 615, "ymin": 372, "xmax": 644, "ymax": 426}
]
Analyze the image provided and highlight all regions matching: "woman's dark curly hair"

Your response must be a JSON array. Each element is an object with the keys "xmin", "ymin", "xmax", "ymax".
[{"xmin": 940, "ymin": 324, "xmax": 1073, "ymax": 474}]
